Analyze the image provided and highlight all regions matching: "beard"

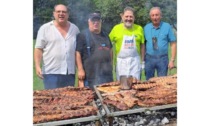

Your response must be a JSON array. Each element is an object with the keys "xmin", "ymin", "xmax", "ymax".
[{"xmin": 124, "ymin": 21, "xmax": 133, "ymax": 28}]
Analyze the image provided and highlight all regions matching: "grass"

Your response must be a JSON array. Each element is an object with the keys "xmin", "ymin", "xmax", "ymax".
[
  {"xmin": 33, "ymin": 41, "xmax": 177, "ymax": 90},
  {"xmin": 33, "ymin": 40, "xmax": 44, "ymax": 90},
  {"xmin": 33, "ymin": 63, "xmax": 44, "ymax": 90}
]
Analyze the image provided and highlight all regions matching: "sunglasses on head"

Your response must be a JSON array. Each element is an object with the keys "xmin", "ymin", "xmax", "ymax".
[{"xmin": 152, "ymin": 37, "xmax": 158, "ymax": 50}]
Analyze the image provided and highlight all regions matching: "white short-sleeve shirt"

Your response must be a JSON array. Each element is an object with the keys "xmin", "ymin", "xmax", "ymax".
[{"xmin": 35, "ymin": 21, "xmax": 80, "ymax": 75}]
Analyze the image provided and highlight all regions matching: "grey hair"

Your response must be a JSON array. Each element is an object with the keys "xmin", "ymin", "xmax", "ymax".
[
  {"xmin": 149, "ymin": 7, "xmax": 162, "ymax": 16},
  {"xmin": 54, "ymin": 4, "xmax": 69, "ymax": 13},
  {"xmin": 123, "ymin": 6, "xmax": 135, "ymax": 14}
]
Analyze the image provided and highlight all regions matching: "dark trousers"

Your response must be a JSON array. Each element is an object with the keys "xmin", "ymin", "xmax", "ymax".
[
  {"xmin": 145, "ymin": 54, "xmax": 168, "ymax": 80},
  {"xmin": 43, "ymin": 74, "xmax": 75, "ymax": 89}
]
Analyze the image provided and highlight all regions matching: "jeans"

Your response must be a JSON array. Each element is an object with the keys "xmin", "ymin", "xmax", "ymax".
[
  {"xmin": 43, "ymin": 74, "xmax": 75, "ymax": 89},
  {"xmin": 145, "ymin": 54, "xmax": 168, "ymax": 80}
]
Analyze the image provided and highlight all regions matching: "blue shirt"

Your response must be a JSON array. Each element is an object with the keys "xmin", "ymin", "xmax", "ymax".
[{"xmin": 144, "ymin": 21, "xmax": 176, "ymax": 55}]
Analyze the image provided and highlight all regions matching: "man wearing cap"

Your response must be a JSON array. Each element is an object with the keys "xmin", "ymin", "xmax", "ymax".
[
  {"xmin": 109, "ymin": 7, "xmax": 145, "ymax": 80},
  {"xmin": 76, "ymin": 11, "xmax": 113, "ymax": 89}
]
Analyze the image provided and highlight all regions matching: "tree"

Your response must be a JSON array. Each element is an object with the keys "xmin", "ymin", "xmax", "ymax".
[
  {"xmin": 33, "ymin": 0, "xmax": 69, "ymax": 38},
  {"xmin": 66, "ymin": 0, "xmax": 96, "ymax": 31},
  {"xmin": 33, "ymin": 0, "xmax": 177, "ymax": 38},
  {"xmin": 93, "ymin": 0, "xmax": 149, "ymax": 32}
]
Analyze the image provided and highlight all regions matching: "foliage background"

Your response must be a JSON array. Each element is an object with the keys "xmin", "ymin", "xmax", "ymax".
[{"xmin": 33, "ymin": 0, "xmax": 177, "ymax": 38}]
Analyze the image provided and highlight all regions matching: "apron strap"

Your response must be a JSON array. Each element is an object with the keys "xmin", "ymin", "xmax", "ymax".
[{"xmin": 85, "ymin": 29, "xmax": 91, "ymax": 57}]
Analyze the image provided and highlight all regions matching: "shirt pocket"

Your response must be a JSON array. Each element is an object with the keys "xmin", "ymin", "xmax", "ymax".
[{"xmin": 159, "ymin": 33, "xmax": 168, "ymax": 41}]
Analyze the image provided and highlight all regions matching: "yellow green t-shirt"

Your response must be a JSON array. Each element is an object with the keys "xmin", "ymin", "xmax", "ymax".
[{"xmin": 109, "ymin": 23, "xmax": 145, "ymax": 56}]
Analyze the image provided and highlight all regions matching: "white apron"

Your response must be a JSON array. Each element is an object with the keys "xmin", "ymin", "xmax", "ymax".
[{"xmin": 116, "ymin": 35, "xmax": 141, "ymax": 80}]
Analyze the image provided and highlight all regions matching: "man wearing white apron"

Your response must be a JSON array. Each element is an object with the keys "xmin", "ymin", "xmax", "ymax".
[{"xmin": 109, "ymin": 7, "xmax": 145, "ymax": 80}]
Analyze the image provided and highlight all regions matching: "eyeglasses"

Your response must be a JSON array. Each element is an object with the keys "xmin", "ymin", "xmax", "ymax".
[
  {"xmin": 152, "ymin": 37, "xmax": 158, "ymax": 50},
  {"xmin": 55, "ymin": 10, "xmax": 67, "ymax": 14}
]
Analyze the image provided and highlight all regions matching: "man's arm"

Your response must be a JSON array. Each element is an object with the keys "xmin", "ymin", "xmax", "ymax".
[
  {"xmin": 168, "ymin": 42, "xmax": 177, "ymax": 69},
  {"xmin": 76, "ymin": 51, "xmax": 85, "ymax": 87},
  {"xmin": 140, "ymin": 43, "xmax": 145, "ymax": 62},
  {"xmin": 34, "ymin": 48, "xmax": 43, "ymax": 79}
]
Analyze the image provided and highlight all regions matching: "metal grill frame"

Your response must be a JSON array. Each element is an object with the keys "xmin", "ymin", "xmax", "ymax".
[
  {"xmin": 94, "ymin": 85, "xmax": 177, "ymax": 117},
  {"xmin": 33, "ymin": 101, "xmax": 102, "ymax": 126}
]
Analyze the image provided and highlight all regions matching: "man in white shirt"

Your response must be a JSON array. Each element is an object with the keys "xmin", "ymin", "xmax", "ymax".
[{"xmin": 34, "ymin": 4, "xmax": 80, "ymax": 89}]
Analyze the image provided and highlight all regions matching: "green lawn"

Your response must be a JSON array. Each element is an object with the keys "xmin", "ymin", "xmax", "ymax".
[
  {"xmin": 33, "ymin": 63, "xmax": 44, "ymax": 90},
  {"xmin": 33, "ymin": 40, "xmax": 44, "ymax": 90},
  {"xmin": 33, "ymin": 40, "xmax": 176, "ymax": 90}
]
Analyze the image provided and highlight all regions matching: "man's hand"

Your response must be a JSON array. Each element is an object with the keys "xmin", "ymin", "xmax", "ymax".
[
  {"xmin": 168, "ymin": 60, "xmax": 175, "ymax": 69},
  {"xmin": 78, "ymin": 69, "xmax": 85, "ymax": 80},
  {"xmin": 36, "ymin": 67, "xmax": 43, "ymax": 79}
]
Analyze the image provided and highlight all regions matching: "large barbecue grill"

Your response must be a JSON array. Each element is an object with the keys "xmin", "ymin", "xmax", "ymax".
[
  {"xmin": 95, "ymin": 85, "xmax": 177, "ymax": 117},
  {"xmin": 33, "ymin": 86, "xmax": 102, "ymax": 126},
  {"xmin": 33, "ymin": 74, "xmax": 177, "ymax": 125},
  {"xmin": 33, "ymin": 101, "xmax": 102, "ymax": 126},
  {"xmin": 94, "ymin": 74, "xmax": 177, "ymax": 125}
]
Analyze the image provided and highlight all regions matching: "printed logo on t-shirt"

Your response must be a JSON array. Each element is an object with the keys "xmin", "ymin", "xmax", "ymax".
[
  {"xmin": 98, "ymin": 43, "xmax": 110, "ymax": 50},
  {"xmin": 124, "ymin": 39, "xmax": 134, "ymax": 49}
]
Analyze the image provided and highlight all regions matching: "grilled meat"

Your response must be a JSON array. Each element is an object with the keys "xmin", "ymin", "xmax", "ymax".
[{"xmin": 33, "ymin": 87, "xmax": 97, "ymax": 124}]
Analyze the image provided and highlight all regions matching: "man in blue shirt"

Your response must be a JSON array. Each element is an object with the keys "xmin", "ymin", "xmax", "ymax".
[{"xmin": 144, "ymin": 7, "xmax": 176, "ymax": 80}]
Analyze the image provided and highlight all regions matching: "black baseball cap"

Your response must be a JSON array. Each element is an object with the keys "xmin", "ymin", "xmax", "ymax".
[{"xmin": 88, "ymin": 11, "xmax": 101, "ymax": 20}]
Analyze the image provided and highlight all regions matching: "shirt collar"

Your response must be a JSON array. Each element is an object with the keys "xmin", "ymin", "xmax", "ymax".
[
  {"xmin": 50, "ymin": 20, "xmax": 54, "ymax": 25},
  {"xmin": 152, "ymin": 21, "xmax": 163, "ymax": 29}
]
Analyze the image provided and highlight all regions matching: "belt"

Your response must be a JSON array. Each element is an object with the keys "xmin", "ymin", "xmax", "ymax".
[{"xmin": 146, "ymin": 54, "xmax": 168, "ymax": 58}]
